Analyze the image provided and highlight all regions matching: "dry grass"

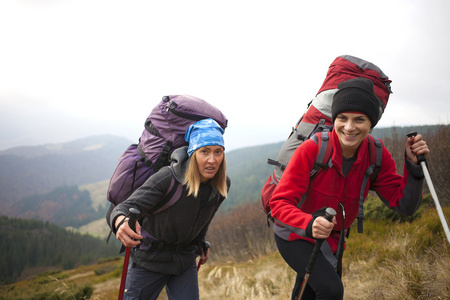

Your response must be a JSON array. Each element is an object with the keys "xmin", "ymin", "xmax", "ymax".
[
  {"xmin": 196, "ymin": 245, "xmax": 449, "ymax": 300},
  {"xmin": 342, "ymin": 239, "xmax": 450, "ymax": 300},
  {"xmin": 198, "ymin": 252, "xmax": 295, "ymax": 299},
  {"xmin": 198, "ymin": 206, "xmax": 450, "ymax": 300},
  {"xmin": 341, "ymin": 208, "xmax": 450, "ymax": 299}
]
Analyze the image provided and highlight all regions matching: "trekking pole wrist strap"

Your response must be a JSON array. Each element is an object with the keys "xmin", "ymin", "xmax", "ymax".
[{"xmin": 115, "ymin": 214, "xmax": 129, "ymax": 232}]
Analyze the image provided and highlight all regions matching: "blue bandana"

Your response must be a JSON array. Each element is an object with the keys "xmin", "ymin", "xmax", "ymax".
[{"xmin": 185, "ymin": 118, "xmax": 225, "ymax": 157}]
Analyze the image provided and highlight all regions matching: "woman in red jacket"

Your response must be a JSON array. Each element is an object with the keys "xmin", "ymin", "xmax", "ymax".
[{"xmin": 270, "ymin": 77, "xmax": 430, "ymax": 300}]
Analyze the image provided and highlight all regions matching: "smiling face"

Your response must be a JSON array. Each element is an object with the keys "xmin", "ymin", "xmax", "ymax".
[
  {"xmin": 195, "ymin": 145, "xmax": 224, "ymax": 183},
  {"xmin": 334, "ymin": 112, "xmax": 372, "ymax": 158}
]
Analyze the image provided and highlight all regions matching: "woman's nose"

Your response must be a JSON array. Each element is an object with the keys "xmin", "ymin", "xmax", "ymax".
[
  {"xmin": 207, "ymin": 154, "xmax": 216, "ymax": 163},
  {"xmin": 344, "ymin": 121, "xmax": 355, "ymax": 130}
]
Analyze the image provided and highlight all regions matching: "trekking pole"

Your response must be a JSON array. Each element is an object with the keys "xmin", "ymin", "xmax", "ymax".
[
  {"xmin": 197, "ymin": 241, "xmax": 211, "ymax": 271},
  {"xmin": 118, "ymin": 208, "xmax": 141, "ymax": 300},
  {"xmin": 296, "ymin": 207, "xmax": 337, "ymax": 300},
  {"xmin": 407, "ymin": 131, "xmax": 450, "ymax": 245}
]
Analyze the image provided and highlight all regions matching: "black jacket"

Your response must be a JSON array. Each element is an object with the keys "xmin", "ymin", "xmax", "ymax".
[{"xmin": 110, "ymin": 146, "xmax": 230, "ymax": 275}]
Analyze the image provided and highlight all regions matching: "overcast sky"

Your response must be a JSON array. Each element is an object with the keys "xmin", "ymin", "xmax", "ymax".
[{"xmin": 1, "ymin": 0, "xmax": 449, "ymax": 152}]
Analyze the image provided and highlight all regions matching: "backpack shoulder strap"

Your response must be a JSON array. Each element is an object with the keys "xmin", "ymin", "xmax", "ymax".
[
  {"xmin": 149, "ymin": 173, "xmax": 183, "ymax": 215},
  {"xmin": 310, "ymin": 130, "xmax": 333, "ymax": 179},
  {"xmin": 357, "ymin": 135, "xmax": 383, "ymax": 233},
  {"xmin": 367, "ymin": 135, "xmax": 383, "ymax": 184}
]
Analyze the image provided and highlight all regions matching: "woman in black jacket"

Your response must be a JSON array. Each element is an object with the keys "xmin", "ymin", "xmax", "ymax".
[{"xmin": 110, "ymin": 118, "xmax": 230, "ymax": 300}]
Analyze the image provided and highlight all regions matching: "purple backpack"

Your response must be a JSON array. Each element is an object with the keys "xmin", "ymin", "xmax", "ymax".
[{"xmin": 106, "ymin": 95, "xmax": 228, "ymax": 207}]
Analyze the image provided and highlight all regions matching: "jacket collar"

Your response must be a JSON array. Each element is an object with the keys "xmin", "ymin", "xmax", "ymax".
[{"xmin": 170, "ymin": 146, "xmax": 190, "ymax": 183}]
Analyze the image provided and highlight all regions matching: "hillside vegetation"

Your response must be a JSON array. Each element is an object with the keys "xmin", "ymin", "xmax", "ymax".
[
  {"xmin": 0, "ymin": 216, "xmax": 121, "ymax": 285},
  {"xmin": 9, "ymin": 186, "xmax": 108, "ymax": 228},
  {"xmin": 1, "ymin": 201, "xmax": 448, "ymax": 299}
]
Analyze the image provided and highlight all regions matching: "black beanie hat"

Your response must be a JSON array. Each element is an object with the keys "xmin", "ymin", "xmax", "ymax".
[{"xmin": 332, "ymin": 77, "xmax": 381, "ymax": 128}]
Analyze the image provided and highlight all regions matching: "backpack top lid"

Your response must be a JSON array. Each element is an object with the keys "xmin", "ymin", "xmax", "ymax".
[
  {"xmin": 316, "ymin": 55, "xmax": 392, "ymax": 112},
  {"xmin": 149, "ymin": 94, "xmax": 227, "ymax": 137}
]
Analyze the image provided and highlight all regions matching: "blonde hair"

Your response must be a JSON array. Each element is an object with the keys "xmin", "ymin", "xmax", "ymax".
[{"xmin": 183, "ymin": 151, "xmax": 227, "ymax": 198}]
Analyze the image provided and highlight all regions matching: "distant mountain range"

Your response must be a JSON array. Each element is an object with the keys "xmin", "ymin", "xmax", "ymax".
[
  {"xmin": 0, "ymin": 135, "xmax": 132, "ymax": 216},
  {"xmin": 0, "ymin": 125, "xmax": 439, "ymax": 229}
]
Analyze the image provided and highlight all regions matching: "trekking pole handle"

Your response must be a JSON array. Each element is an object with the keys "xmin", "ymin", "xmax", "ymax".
[
  {"xmin": 203, "ymin": 241, "xmax": 211, "ymax": 253},
  {"xmin": 305, "ymin": 207, "xmax": 336, "ymax": 274},
  {"xmin": 197, "ymin": 241, "xmax": 211, "ymax": 272},
  {"xmin": 118, "ymin": 207, "xmax": 141, "ymax": 300},
  {"xmin": 407, "ymin": 131, "xmax": 426, "ymax": 164},
  {"xmin": 128, "ymin": 207, "xmax": 141, "ymax": 233}
]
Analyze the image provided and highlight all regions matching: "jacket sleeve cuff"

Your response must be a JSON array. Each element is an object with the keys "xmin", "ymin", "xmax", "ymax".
[
  {"xmin": 405, "ymin": 152, "xmax": 425, "ymax": 179},
  {"xmin": 306, "ymin": 216, "xmax": 317, "ymax": 239}
]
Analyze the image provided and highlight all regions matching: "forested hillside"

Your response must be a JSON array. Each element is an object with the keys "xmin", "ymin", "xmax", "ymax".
[
  {"xmin": 0, "ymin": 216, "xmax": 121, "ymax": 285},
  {"xmin": 9, "ymin": 186, "xmax": 108, "ymax": 228}
]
